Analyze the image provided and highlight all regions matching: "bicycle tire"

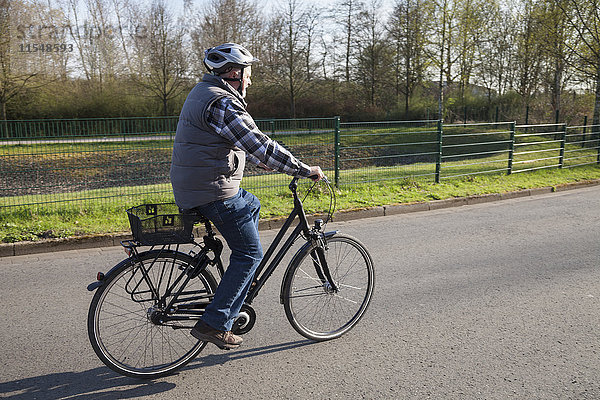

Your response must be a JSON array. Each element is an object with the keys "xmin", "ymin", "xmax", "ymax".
[
  {"xmin": 282, "ymin": 234, "xmax": 375, "ymax": 341},
  {"xmin": 87, "ymin": 250, "xmax": 217, "ymax": 379}
]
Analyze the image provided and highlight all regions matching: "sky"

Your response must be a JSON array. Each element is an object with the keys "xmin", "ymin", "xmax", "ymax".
[{"xmin": 172, "ymin": 0, "xmax": 394, "ymax": 16}]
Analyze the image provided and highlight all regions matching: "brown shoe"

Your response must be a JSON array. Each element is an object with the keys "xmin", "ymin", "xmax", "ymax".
[{"xmin": 190, "ymin": 320, "xmax": 243, "ymax": 350}]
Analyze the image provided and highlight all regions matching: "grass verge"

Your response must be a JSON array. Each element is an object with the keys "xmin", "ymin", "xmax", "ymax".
[{"xmin": 1, "ymin": 165, "xmax": 599, "ymax": 243}]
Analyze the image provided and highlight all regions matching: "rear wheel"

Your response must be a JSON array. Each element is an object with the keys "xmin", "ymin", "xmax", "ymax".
[
  {"xmin": 282, "ymin": 234, "xmax": 375, "ymax": 341},
  {"xmin": 87, "ymin": 250, "xmax": 217, "ymax": 379}
]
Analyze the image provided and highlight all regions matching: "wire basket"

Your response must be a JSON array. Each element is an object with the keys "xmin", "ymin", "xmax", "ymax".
[{"xmin": 127, "ymin": 203, "xmax": 196, "ymax": 245}]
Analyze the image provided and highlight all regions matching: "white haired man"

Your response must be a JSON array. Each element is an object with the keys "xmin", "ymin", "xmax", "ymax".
[{"xmin": 170, "ymin": 43, "xmax": 324, "ymax": 350}]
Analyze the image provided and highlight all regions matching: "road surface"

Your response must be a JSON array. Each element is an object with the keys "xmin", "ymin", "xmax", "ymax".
[{"xmin": 0, "ymin": 186, "xmax": 598, "ymax": 399}]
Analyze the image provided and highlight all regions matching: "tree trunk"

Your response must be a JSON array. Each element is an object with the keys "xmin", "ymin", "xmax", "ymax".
[
  {"xmin": 593, "ymin": 64, "xmax": 600, "ymax": 139},
  {"xmin": 344, "ymin": 0, "xmax": 354, "ymax": 83},
  {"xmin": 438, "ymin": 0, "xmax": 447, "ymax": 120},
  {"xmin": 290, "ymin": 77, "xmax": 296, "ymax": 118}
]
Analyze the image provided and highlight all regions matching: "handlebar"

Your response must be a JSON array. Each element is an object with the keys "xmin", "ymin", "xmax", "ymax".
[
  {"xmin": 288, "ymin": 174, "xmax": 335, "ymax": 225},
  {"xmin": 289, "ymin": 174, "xmax": 329, "ymax": 192}
]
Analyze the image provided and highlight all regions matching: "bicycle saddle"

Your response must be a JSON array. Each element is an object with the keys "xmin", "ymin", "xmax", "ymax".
[{"xmin": 179, "ymin": 208, "xmax": 209, "ymax": 224}]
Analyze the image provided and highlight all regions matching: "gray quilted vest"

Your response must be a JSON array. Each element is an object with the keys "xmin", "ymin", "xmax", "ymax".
[{"xmin": 170, "ymin": 74, "xmax": 247, "ymax": 209}]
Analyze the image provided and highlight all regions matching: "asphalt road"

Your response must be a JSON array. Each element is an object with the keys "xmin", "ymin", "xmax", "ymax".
[{"xmin": 0, "ymin": 186, "xmax": 599, "ymax": 399}]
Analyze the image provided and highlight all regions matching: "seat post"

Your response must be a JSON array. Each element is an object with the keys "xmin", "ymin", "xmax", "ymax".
[{"xmin": 204, "ymin": 220, "xmax": 215, "ymax": 237}]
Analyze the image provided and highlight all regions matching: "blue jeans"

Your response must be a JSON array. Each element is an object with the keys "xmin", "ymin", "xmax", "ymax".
[{"xmin": 195, "ymin": 189, "xmax": 263, "ymax": 331}]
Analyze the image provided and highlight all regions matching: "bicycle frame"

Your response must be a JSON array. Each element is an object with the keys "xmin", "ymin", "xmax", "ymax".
[
  {"xmin": 96, "ymin": 177, "xmax": 336, "ymax": 321},
  {"xmin": 245, "ymin": 177, "xmax": 339, "ymax": 303}
]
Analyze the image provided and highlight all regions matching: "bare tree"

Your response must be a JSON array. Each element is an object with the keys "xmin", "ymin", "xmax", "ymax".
[
  {"xmin": 514, "ymin": 0, "xmax": 545, "ymax": 111},
  {"xmin": 188, "ymin": 0, "xmax": 264, "ymax": 78},
  {"xmin": 473, "ymin": 6, "xmax": 516, "ymax": 101},
  {"xmin": 110, "ymin": 0, "xmax": 134, "ymax": 73},
  {"xmin": 388, "ymin": 0, "xmax": 432, "ymax": 113},
  {"xmin": 354, "ymin": 0, "xmax": 392, "ymax": 108},
  {"xmin": 88, "ymin": 0, "xmax": 120, "ymax": 79},
  {"xmin": 265, "ymin": 0, "xmax": 313, "ymax": 117},
  {"xmin": 429, "ymin": 0, "xmax": 454, "ymax": 119},
  {"xmin": 131, "ymin": 0, "xmax": 188, "ymax": 115},
  {"xmin": 556, "ymin": 0, "xmax": 600, "ymax": 130},
  {"xmin": 334, "ymin": 0, "xmax": 363, "ymax": 83},
  {"xmin": 0, "ymin": 0, "xmax": 50, "ymax": 120},
  {"xmin": 65, "ymin": 0, "xmax": 91, "ymax": 80},
  {"xmin": 301, "ymin": 5, "xmax": 323, "ymax": 82},
  {"xmin": 35, "ymin": 0, "xmax": 72, "ymax": 81},
  {"xmin": 454, "ymin": 0, "xmax": 493, "ymax": 102}
]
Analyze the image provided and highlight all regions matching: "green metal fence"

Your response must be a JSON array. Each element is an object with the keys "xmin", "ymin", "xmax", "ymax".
[
  {"xmin": 0, "ymin": 116, "xmax": 178, "ymax": 139},
  {"xmin": 0, "ymin": 117, "xmax": 337, "ymax": 209},
  {"xmin": 1, "ymin": 117, "xmax": 599, "ymax": 210},
  {"xmin": 335, "ymin": 120, "xmax": 599, "ymax": 184},
  {"xmin": 338, "ymin": 120, "xmax": 440, "ymax": 184},
  {"xmin": 511, "ymin": 123, "xmax": 600, "ymax": 173},
  {"xmin": 438, "ymin": 122, "xmax": 515, "ymax": 181}
]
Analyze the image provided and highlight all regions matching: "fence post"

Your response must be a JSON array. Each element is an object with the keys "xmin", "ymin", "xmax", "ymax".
[
  {"xmin": 558, "ymin": 123, "xmax": 566, "ymax": 168},
  {"xmin": 435, "ymin": 120, "xmax": 443, "ymax": 183},
  {"xmin": 507, "ymin": 122, "xmax": 516, "ymax": 175},
  {"xmin": 334, "ymin": 116, "xmax": 340, "ymax": 187}
]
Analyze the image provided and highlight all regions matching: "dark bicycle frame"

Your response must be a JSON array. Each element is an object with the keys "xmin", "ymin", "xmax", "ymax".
[
  {"xmin": 112, "ymin": 177, "xmax": 337, "ymax": 324},
  {"xmin": 246, "ymin": 177, "xmax": 338, "ymax": 304}
]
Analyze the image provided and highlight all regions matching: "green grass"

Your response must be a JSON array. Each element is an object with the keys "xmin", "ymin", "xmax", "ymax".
[{"xmin": 1, "ymin": 164, "xmax": 599, "ymax": 243}]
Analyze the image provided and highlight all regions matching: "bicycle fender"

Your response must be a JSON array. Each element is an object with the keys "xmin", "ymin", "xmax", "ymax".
[
  {"xmin": 279, "ymin": 230, "xmax": 338, "ymax": 304},
  {"xmin": 86, "ymin": 256, "xmax": 133, "ymax": 291}
]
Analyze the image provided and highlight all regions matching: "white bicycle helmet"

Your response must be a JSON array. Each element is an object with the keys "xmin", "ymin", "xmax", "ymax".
[{"xmin": 203, "ymin": 43, "xmax": 259, "ymax": 74}]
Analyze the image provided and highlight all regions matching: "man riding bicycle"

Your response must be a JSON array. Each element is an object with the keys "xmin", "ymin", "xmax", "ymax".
[{"xmin": 170, "ymin": 43, "xmax": 324, "ymax": 350}]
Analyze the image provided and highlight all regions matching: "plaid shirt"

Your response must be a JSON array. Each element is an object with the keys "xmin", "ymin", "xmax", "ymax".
[{"xmin": 206, "ymin": 96, "xmax": 312, "ymax": 178}]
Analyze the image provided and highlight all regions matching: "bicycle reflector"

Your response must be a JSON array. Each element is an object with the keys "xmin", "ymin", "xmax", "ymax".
[{"xmin": 87, "ymin": 272, "xmax": 105, "ymax": 291}]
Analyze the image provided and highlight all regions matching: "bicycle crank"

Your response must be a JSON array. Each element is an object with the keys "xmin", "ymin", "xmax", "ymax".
[{"xmin": 232, "ymin": 304, "xmax": 256, "ymax": 335}]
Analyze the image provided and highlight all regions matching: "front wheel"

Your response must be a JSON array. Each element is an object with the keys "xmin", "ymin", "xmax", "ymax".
[{"xmin": 282, "ymin": 234, "xmax": 375, "ymax": 341}]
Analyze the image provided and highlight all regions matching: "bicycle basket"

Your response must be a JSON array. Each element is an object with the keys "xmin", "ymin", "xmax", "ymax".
[{"xmin": 127, "ymin": 203, "xmax": 196, "ymax": 245}]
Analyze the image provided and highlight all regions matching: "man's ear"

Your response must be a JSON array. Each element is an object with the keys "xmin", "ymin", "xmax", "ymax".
[{"xmin": 221, "ymin": 68, "xmax": 243, "ymax": 83}]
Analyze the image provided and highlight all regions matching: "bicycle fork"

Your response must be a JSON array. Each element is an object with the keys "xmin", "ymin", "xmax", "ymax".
[{"xmin": 309, "ymin": 231, "xmax": 339, "ymax": 293}]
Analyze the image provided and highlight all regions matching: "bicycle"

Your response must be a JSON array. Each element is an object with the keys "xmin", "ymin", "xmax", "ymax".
[{"xmin": 87, "ymin": 177, "xmax": 375, "ymax": 379}]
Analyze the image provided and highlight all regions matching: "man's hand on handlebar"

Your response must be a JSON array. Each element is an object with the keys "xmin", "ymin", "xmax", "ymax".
[
  {"xmin": 308, "ymin": 166, "xmax": 325, "ymax": 181},
  {"xmin": 257, "ymin": 162, "xmax": 274, "ymax": 172}
]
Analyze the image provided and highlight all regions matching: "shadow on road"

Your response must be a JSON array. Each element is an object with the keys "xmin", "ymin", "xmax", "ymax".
[
  {"xmin": 0, "ymin": 340, "xmax": 314, "ymax": 399},
  {"xmin": 0, "ymin": 367, "xmax": 174, "ymax": 400},
  {"xmin": 182, "ymin": 338, "xmax": 315, "ymax": 370}
]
